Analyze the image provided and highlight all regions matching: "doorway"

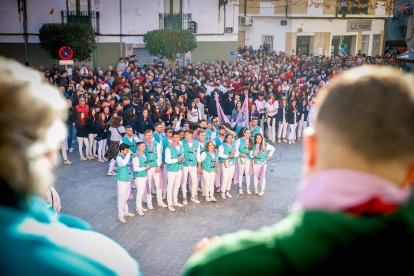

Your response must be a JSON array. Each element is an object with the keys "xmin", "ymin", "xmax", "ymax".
[{"xmin": 296, "ymin": 36, "xmax": 312, "ymax": 56}]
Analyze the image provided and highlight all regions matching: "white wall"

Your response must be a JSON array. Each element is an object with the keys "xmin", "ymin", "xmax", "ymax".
[
  {"xmin": 0, "ymin": 0, "xmax": 238, "ymax": 45},
  {"xmin": 243, "ymin": 17, "xmax": 292, "ymax": 52}
]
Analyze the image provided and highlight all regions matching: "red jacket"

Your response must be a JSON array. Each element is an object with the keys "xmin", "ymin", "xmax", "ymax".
[{"xmin": 76, "ymin": 104, "xmax": 89, "ymax": 117}]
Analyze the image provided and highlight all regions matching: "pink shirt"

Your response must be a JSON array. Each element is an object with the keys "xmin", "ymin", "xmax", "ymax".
[{"xmin": 296, "ymin": 169, "xmax": 410, "ymax": 212}]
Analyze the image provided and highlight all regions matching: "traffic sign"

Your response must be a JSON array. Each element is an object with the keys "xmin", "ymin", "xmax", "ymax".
[{"xmin": 59, "ymin": 46, "xmax": 74, "ymax": 60}]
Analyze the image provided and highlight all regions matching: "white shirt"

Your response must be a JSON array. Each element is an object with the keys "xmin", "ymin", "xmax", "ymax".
[
  {"xmin": 254, "ymin": 100, "xmax": 266, "ymax": 114},
  {"xmin": 132, "ymin": 154, "xmax": 147, "ymax": 173},
  {"xmin": 165, "ymin": 144, "xmax": 182, "ymax": 164},
  {"xmin": 218, "ymin": 143, "xmax": 239, "ymax": 159},
  {"xmin": 116, "ymin": 152, "xmax": 131, "ymax": 167},
  {"xmin": 265, "ymin": 101, "xmax": 279, "ymax": 117}
]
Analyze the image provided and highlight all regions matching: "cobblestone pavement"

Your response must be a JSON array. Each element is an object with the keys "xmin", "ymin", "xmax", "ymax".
[{"xmin": 55, "ymin": 142, "xmax": 303, "ymax": 275}]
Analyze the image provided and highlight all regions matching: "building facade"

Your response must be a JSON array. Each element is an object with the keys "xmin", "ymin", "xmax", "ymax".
[
  {"xmin": 0, "ymin": 0, "xmax": 239, "ymax": 67},
  {"xmin": 238, "ymin": 0, "xmax": 390, "ymax": 57}
]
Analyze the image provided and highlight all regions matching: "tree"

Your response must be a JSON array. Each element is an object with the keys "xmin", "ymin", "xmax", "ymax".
[
  {"xmin": 39, "ymin": 23, "xmax": 96, "ymax": 61},
  {"xmin": 143, "ymin": 29, "xmax": 197, "ymax": 67}
]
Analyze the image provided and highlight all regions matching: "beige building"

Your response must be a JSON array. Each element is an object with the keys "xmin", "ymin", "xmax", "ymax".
[{"xmin": 238, "ymin": 0, "xmax": 390, "ymax": 56}]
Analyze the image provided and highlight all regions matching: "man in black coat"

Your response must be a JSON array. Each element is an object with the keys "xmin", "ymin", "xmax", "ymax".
[{"xmin": 222, "ymin": 91, "xmax": 235, "ymax": 121}]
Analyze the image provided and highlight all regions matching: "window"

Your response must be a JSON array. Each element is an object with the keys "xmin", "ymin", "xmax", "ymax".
[
  {"xmin": 262, "ymin": 35, "xmax": 274, "ymax": 53},
  {"xmin": 67, "ymin": 0, "xmax": 90, "ymax": 12},
  {"xmin": 361, "ymin": 35, "xmax": 369, "ymax": 55},
  {"xmin": 371, "ymin": 34, "xmax": 381, "ymax": 56}
]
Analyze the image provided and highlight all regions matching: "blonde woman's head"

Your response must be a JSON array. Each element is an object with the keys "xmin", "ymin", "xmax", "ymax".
[{"xmin": 0, "ymin": 58, "xmax": 67, "ymax": 205}]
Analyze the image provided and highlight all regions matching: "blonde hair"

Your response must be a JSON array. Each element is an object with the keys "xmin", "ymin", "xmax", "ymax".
[
  {"xmin": 314, "ymin": 65, "xmax": 414, "ymax": 162},
  {"xmin": 0, "ymin": 58, "xmax": 67, "ymax": 200}
]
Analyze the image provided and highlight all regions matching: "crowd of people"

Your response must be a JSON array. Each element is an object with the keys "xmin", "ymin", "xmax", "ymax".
[
  {"xmin": 34, "ymin": 47, "xmax": 399, "ymax": 222},
  {"xmin": 2, "ymin": 42, "xmax": 414, "ymax": 274}
]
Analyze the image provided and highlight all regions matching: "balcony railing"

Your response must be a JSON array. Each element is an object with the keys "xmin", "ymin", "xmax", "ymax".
[
  {"xmin": 159, "ymin": 13, "xmax": 192, "ymax": 30},
  {"xmin": 61, "ymin": 10, "xmax": 100, "ymax": 34}
]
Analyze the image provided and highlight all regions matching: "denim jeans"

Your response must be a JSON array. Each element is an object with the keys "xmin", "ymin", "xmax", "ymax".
[{"xmin": 67, "ymin": 123, "xmax": 75, "ymax": 149}]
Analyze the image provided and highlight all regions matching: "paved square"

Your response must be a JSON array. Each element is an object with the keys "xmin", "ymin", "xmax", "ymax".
[{"xmin": 55, "ymin": 143, "xmax": 303, "ymax": 275}]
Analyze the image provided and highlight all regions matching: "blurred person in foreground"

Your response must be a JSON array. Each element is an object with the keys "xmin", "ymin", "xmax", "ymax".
[
  {"xmin": 0, "ymin": 58, "xmax": 140, "ymax": 275},
  {"xmin": 184, "ymin": 66, "xmax": 414, "ymax": 275}
]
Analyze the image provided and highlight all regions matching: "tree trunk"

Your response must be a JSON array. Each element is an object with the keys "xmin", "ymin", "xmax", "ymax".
[{"xmin": 169, "ymin": 57, "xmax": 176, "ymax": 76}]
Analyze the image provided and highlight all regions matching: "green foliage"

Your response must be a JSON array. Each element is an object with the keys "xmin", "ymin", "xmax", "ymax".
[
  {"xmin": 39, "ymin": 23, "xmax": 96, "ymax": 61},
  {"xmin": 143, "ymin": 29, "xmax": 197, "ymax": 61}
]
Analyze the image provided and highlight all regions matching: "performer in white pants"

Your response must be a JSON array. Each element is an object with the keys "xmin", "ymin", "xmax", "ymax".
[
  {"xmin": 60, "ymin": 138, "xmax": 72, "ymax": 165},
  {"xmin": 254, "ymin": 94, "xmax": 266, "ymax": 131},
  {"xmin": 277, "ymin": 97, "xmax": 288, "ymax": 143},
  {"xmin": 287, "ymin": 100, "xmax": 298, "ymax": 144},
  {"xmin": 133, "ymin": 142, "xmax": 151, "ymax": 216},
  {"xmin": 252, "ymin": 134, "xmax": 275, "ymax": 197},
  {"xmin": 115, "ymin": 143, "xmax": 135, "ymax": 223},
  {"xmin": 182, "ymin": 129, "xmax": 200, "ymax": 204},
  {"xmin": 297, "ymin": 98, "xmax": 309, "ymax": 141},
  {"xmin": 197, "ymin": 142, "xmax": 219, "ymax": 202},
  {"xmin": 265, "ymin": 95, "xmax": 278, "ymax": 143},
  {"xmin": 196, "ymin": 130, "xmax": 207, "ymax": 195},
  {"xmin": 219, "ymin": 133, "xmax": 239, "ymax": 199},
  {"xmin": 143, "ymin": 130, "xmax": 165, "ymax": 209},
  {"xmin": 236, "ymin": 128, "xmax": 253, "ymax": 195},
  {"xmin": 165, "ymin": 131, "xmax": 185, "ymax": 212}
]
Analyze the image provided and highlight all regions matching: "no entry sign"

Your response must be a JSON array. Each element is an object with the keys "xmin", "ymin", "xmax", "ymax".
[{"xmin": 58, "ymin": 46, "xmax": 74, "ymax": 60}]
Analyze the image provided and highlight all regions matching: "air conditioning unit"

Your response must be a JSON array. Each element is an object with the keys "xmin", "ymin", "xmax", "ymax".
[{"xmin": 239, "ymin": 16, "xmax": 253, "ymax": 26}]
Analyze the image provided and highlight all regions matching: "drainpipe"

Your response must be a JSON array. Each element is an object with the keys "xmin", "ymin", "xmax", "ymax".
[
  {"xmin": 119, "ymin": 0, "xmax": 123, "ymax": 58},
  {"xmin": 22, "ymin": 0, "xmax": 29, "ymax": 65},
  {"xmin": 244, "ymin": 0, "xmax": 247, "ymax": 16}
]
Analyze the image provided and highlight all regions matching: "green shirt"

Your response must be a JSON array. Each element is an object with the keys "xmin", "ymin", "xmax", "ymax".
[
  {"xmin": 238, "ymin": 138, "xmax": 252, "ymax": 160},
  {"xmin": 115, "ymin": 154, "xmax": 131, "ymax": 181},
  {"xmin": 145, "ymin": 140, "xmax": 159, "ymax": 167},
  {"xmin": 166, "ymin": 145, "xmax": 184, "ymax": 172},
  {"xmin": 121, "ymin": 135, "xmax": 138, "ymax": 153},
  {"xmin": 184, "ymin": 199, "xmax": 414, "ymax": 275},
  {"xmin": 0, "ymin": 197, "xmax": 141, "ymax": 275},
  {"xmin": 220, "ymin": 143, "xmax": 237, "ymax": 164},
  {"xmin": 202, "ymin": 152, "xmax": 218, "ymax": 173},
  {"xmin": 183, "ymin": 140, "xmax": 199, "ymax": 167},
  {"xmin": 134, "ymin": 154, "xmax": 148, "ymax": 177}
]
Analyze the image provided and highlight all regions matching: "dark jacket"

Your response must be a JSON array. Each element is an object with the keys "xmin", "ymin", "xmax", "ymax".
[
  {"xmin": 96, "ymin": 123, "xmax": 109, "ymax": 139},
  {"xmin": 222, "ymin": 97, "xmax": 235, "ymax": 116},
  {"xmin": 276, "ymin": 107, "xmax": 287, "ymax": 123},
  {"xmin": 136, "ymin": 114, "xmax": 154, "ymax": 134},
  {"xmin": 286, "ymin": 108, "xmax": 299, "ymax": 124},
  {"xmin": 86, "ymin": 116, "xmax": 98, "ymax": 134},
  {"xmin": 75, "ymin": 121, "xmax": 89, "ymax": 137}
]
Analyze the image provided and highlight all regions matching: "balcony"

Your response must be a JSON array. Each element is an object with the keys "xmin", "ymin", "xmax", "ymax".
[
  {"xmin": 61, "ymin": 10, "xmax": 100, "ymax": 34},
  {"xmin": 159, "ymin": 13, "xmax": 192, "ymax": 30}
]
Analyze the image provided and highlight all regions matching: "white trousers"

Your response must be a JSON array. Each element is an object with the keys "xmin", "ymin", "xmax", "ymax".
[
  {"xmin": 238, "ymin": 158, "xmax": 252, "ymax": 189},
  {"xmin": 167, "ymin": 171, "xmax": 182, "ymax": 206},
  {"xmin": 288, "ymin": 124, "xmax": 297, "ymax": 141},
  {"xmin": 147, "ymin": 167, "xmax": 162, "ymax": 204},
  {"xmin": 259, "ymin": 114, "xmax": 265, "ymax": 130},
  {"xmin": 277, "ymin": 122, "xmax": 288, "ymax": 139},
  {"xmin": 134, "ymin": 176, "xmax": 147, "ymax": 211},
  {"xmin": 77, "ymin": 137, "xmax": 90, "ymax": 158},
  {"xmin": 60, "ymin": 140, "xmax": 68, "ymax": 161},
  {"xmin": 221, "ymin": 164, "xmax": 235, "ymax": 193},
  {"xmin": 88, "ymin": 133, "xmax": 97, "ymax": 156},
  {"xmin": 253, "ymin": 163, "xmax": 267, "ymax": 192},
  {"xmin": 297, "ymin": 120, "xmax": 306, "ymax": 139},
  {"xmin": 117, "ymin": 181, "xmax": 130, "ymax": 217},
  {"xmin": 202, "ymin": 171, "xmax": 216, "ymax": 198},
  {"xmin": 267, "ymin": 116, "xmax": 276, "ymax": 143},
  {"xmin": 98, "ymin": 139, "xmax": 107, "ymax": 160},
  {"xmin": 182, "ymin": 166, "xmax": 198, "ymax": 198}
]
